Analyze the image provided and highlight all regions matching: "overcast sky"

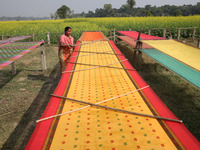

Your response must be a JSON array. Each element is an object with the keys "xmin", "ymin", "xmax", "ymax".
[{"xmin": 0, "ymin": 0, "xmax": 199, "ymax": 17}]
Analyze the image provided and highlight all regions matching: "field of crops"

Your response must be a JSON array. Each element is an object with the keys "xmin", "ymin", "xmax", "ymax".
[{"xmin": 0, "ymin": 16, "xmax": 200, "ymax": 43}]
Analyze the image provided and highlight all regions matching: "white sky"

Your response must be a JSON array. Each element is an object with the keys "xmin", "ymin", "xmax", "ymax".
[{"xmin": 0, "ymin": 0, "xmax": 199, "ymax": 17}]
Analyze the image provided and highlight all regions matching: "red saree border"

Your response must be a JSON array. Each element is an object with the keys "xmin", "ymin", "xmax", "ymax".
[{"xmin": 25, "ymin": 41, "xmax": 80, "ymax": 150}]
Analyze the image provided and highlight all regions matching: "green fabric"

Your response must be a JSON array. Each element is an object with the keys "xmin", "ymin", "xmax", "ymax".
[
  {"xmin": 141, "ymin": 49, "xmax": 200, "ymax": 88},
  {"xmin": 0, "ymin": 42, "xmax": 37, "ymax": 64}
]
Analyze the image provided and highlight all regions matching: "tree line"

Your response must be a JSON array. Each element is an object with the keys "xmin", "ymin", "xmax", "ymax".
[
  {"xmin": 1, "ymin": 1, "xmax": 200, "ymax": 21},
  {"xmin": 53, "ymin": 1, "xmax": 200, "ymax": 19}
]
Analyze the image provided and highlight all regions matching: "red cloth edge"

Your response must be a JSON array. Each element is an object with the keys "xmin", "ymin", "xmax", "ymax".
[
  {"xmin": 25, "ymin": 41, "xmax": 80, "ymax": 150},
  {"xmin": 0, "ymin": 41, "xmax": 45, "ymax": 70},
  {"xmin": 109, "ymin": 40, "xmax": 200, "ymax": 150},
  {"xmin": 118, "ymin": 31, "xmax": 167, "ymax": 40}
]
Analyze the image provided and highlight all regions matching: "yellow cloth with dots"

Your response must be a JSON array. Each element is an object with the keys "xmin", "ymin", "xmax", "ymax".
[
  {"xmin": 44, "ymin": 41, "xmax": 180, "ymax": 150},
  {"xmin": 143, "ymin": 39, "xmax": 200, "ymax": 72}
]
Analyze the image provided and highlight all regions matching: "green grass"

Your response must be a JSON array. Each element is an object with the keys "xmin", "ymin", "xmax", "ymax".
[
  {"xmin": 116, "ymin": 40, "xmax": 200, "ymax": 141},
  {"xmin": 0, "ymin": 45, "xmax": 60, "ymax": 149}
]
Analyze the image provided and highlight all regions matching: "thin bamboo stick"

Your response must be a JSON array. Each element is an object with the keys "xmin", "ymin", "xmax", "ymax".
[
  {"xmin": 67, "ymin": 62, "xmax": 136, "ymax": 71},
  {"xmin": 50, "ymin": 94, "xmax": 182, "ymax": 123},
  {"xmin": 71, "ymin": 50, "xmax": 113, "ymax": 58},
  {"xmin": 62, "ymin": 59, "xmax": 128, "ymax": 73},
  {"xmin": 36, "ymin": 86, "xmax": 182, "ymax": 124},
  {"xmin": 36, "ymin": 85, "xmax": 150, "ymax": 123},
  {"xmin": 73, "ymin": 50, "xmax": 123, "ymax": 55},
  {"xmin": 74, "ymin": 35, "xmax": 117, "ymax": 47}
]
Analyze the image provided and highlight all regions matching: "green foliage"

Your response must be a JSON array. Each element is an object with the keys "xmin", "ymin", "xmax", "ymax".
[
  {"xmin": 0, "ymin": 16, "xmax": 199, "ymax": 44},
  {"xmin": 126, "ymin": 0, "xmax": 136, "ymax": 16},
  {"xmin": 56, "ymin": 5, "xmax": 71, "ymax": 19}
]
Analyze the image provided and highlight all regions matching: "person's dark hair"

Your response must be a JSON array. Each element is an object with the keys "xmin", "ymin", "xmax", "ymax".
[{"xmin": 65, "ymin": 27, "xmax": 71, "ymax": 31}]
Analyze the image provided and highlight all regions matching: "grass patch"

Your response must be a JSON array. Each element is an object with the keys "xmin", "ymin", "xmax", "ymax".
[
  {"xmin": 116, "ymin": 40, "xmax": 200, "ymax": 141},
  {"xmin": 0, "ymin": 45, "xmax": 60, "ymax": 149}
]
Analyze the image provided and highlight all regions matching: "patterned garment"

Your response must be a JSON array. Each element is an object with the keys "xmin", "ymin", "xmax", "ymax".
[
  {"xmin": 58, "ymin": 49, "xmax": 71, "ymax": 72},
  {"xmin": 58, "ymin": 35, "xmax": 74, "ymax": 72}
]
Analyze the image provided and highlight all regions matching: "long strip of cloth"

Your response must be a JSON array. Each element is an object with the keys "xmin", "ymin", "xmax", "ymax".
[{"xmin": 25, "ymin": 32, "xmax": 200, "ymax": 150}]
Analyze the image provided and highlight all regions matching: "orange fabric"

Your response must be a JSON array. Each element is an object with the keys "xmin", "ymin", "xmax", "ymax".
[
  {"xmin": 58, "ymin": 50, "xmax": 71, "ymax": 72},
  {"xmin": 80, "ymin": 32, "xmax": 105, "ymax": 41}
]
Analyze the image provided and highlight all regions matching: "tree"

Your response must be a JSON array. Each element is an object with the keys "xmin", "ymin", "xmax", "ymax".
[
  {"xmin": 86, "ymin": 11, "xmax": 95, "ymax": 17},
  {"xmin": 119, "ymin": 4, "xmax": 131, "ymax": 16},
  {"xmin": 56, "ymin": 5, "xmax": 71, "ymax": 19},
  {"xmin": 104, "ymin": 4, "xmax": 115, "ymax": 17},
  {"xmin": 173, "ymin": 9, "xmax": 182, "ymax": 16},
  {"xmin": 127, "ymin": 0, "xmax": 136, "ymax": 16}
]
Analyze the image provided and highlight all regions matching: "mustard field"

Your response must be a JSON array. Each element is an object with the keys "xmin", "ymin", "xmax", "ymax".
[{"xmin": 0, "ymin": 16, "xmax": 199, "ymax": 43}]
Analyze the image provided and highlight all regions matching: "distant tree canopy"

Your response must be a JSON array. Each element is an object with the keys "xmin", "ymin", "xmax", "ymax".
[
  {"xmin": 56, "ymin": 5, "xmax": 71, "ymax": 19},
  {"xmin": 84, "ymin": 2, "xmax": 200, "ymax": 18},
  {"xmin": 1, "ymin": 2, "xmax": 199, "ymax": 21},
  {"xmin": 127, "ymin": 0, "xmax": 136, "ymax": 16},
  {"xmin": 50, "ymin": 2, "xmax": 200, "ymax": 19}
]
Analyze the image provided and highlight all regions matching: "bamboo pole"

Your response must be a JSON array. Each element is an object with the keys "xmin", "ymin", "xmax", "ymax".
[
  {"xmin": 71, "ymin": 50, "xmax": 113, "ymax": 58},
  {"xmin": 73, "ymin": 50, "xmax": 123, "ymax": 55},
  {"xmin": 36, "ymin": 85, "xmax": 150, "ymax": 123},
  {"xmin": 67, "ymin": 61, "xmax": 136, "ymax": 71},
  {"xmin": 37, "ymin": 92, "xmax": 183, "ymax": 123},
  {"xmin": 62, "ymin": 59, "xmax": 128, "ymax": 73},
  {"xmin": 75, "ymin": 37, "xmax": 109, "ymax": 47}
]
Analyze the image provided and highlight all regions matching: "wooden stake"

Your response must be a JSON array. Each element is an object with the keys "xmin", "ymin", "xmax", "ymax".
[
  {"xmin": 32, "ymin": 33, "xmax": 35, "ymax": 41},
  {"xmin": 168, "ymin": 28, "xmax": 172, "ymax": 39},
  {"xmin": 197, "ymin": 39, "xmax": 200, "ymax": 48},
  {"xmin": 137, "ymin": 29, "xmax": 142, "ymax": 41},
  {"xmin": 11, "ymin": 62, "xmax": 16, "ymax": 75},
  {"xmin": 192, "ymin": 27, "xmax": 196, "ymax": 41},
  {"xmin": 138, "ymin": 42, "xmax": 143, "ymax": 66},
  {"xmin": 41, "ymin": 43, "xmax": 46, "ymax": 71},
  {"xmin": 148, "ymin": 29, "xmax": 151, "ymax": 35},
  {"xmin": 113, "ymin": 28, "xmax": 116, "ymax": 43},
  {"xmin": 163, "ymin": 28, "xmax": 166, "ymax": 38},
  {"xmin": 177, "ymin": 28, "xmax": 181, "ymax": 40},
  {"xmin": 133, "ymin": 29, "xmax": 142, "ymax": 65},
  {"xmin": 47, "ymin": 32, "xmax": 50, "ymax": 44}
]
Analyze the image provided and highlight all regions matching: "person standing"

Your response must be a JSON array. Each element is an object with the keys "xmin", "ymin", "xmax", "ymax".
[{"xmin": 58, "ymin": 26, "xmax": 75, "ymax": 73}]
